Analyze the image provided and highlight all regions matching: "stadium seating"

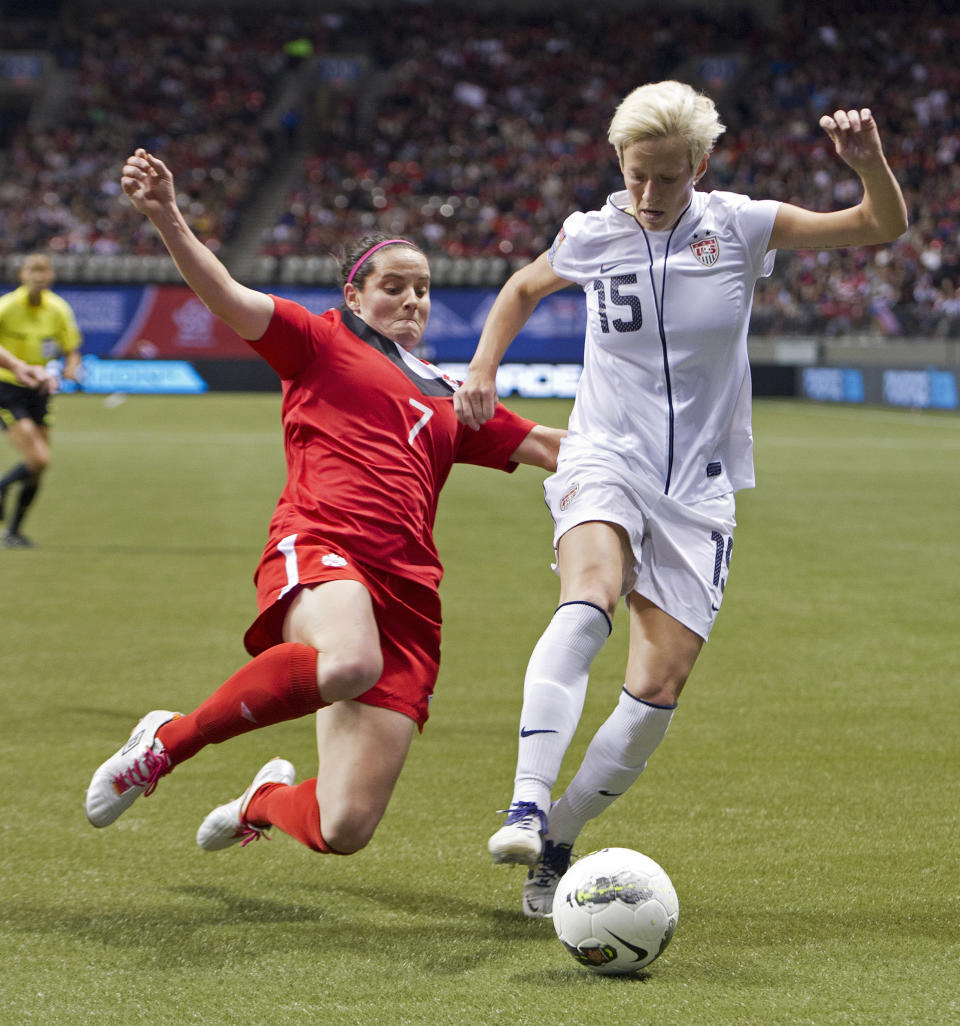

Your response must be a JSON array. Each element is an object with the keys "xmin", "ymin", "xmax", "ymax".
[{"xmin": 1, "ymin": 1, "xmax": 957, "ymax": 337}]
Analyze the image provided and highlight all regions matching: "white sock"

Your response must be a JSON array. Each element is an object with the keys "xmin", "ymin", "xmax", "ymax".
[
  {"xmin": 510, "ymin": 601, "xmax": 612, "ymax": 813},
  {"xmin": 546, "ymin": 688, "xmax": 676, "ymax": 845}
]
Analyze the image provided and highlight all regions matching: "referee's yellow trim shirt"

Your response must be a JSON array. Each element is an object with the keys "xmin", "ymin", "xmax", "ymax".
[{"xmin": 0, "ymin": 285, "xmax": 82, "ymax": 385}]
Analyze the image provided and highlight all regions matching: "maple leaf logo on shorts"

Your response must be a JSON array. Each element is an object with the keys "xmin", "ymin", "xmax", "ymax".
[{"xmin": 321, "ymin": 553, "xmax": 348, "ymax": 568}]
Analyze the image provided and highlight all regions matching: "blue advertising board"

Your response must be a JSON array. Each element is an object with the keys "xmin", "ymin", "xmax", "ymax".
[
  {"xmin": 54, "ymin": 285, "xmax": 587, "ymax": 363},
  {"xmin": 802, "ymin": 366, "xmax": 960, "ymax": 411},
  {"xmin": 50, "ymin": 286, "xmax": 960, "ymax": 408}
]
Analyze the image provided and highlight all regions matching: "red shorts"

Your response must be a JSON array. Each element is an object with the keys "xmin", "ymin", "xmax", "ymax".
[{"xmin": 244, "ymin": 534, "xmax": 442, "ymax": 730}]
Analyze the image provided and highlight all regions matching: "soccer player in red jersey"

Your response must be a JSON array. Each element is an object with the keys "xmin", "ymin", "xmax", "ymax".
[{"xmin": 85, "ymin": 150, "xmax": 564, "ymax": 857}]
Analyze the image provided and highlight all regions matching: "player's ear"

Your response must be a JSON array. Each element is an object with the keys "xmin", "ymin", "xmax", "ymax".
[
  {"xmin": 693, "ymin": 153, "xmax": 710, "ymax": 183},
  {"xmin": 343, "ymin": 282, "xmax": 362, "ymax": 315}
]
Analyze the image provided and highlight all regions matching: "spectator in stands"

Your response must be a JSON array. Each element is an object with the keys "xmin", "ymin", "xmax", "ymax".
[{"xmin": 1, "ymin": 1, "xmax": 957, "ymax": 338}]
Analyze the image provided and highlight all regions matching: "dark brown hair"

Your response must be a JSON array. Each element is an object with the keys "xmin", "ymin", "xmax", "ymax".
[{"xmin": 339, "ymin": 234, "xmax": 424, "ymax": 289}]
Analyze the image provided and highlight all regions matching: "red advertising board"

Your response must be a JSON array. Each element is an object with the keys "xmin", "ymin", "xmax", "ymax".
[{"xmin": 109, "ymin": 286, "xmax": 256, "ymax": 360}]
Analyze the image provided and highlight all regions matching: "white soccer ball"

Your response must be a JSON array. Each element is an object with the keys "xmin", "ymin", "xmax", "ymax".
[{"xmin": 551, "ymin": 847, "xmax": 679, "ymax": 975}]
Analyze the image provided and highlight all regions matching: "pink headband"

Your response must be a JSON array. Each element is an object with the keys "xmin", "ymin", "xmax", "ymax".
[{"xmin": 345, "ymin": 238, "xmax": 415, "ymax": 285}]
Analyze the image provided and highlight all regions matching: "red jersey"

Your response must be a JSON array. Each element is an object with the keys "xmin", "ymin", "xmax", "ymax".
[{"xmin": 248, "ymin": 297, "xmax": 535, "ymax": 591}]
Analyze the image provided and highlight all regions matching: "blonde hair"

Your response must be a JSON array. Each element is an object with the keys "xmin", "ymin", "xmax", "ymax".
[{"xmin": 608, "ymin": 80, "xmax": 726, "ymax": 170}]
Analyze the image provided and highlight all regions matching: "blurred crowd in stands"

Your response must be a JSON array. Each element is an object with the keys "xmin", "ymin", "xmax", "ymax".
[
  {"xmin": 0, "ymin": 7, "xmax": 317, "ymax": 258},
  {"xmin": 1, "ymin": 0, "xmax": 958, "ymax": 337}
]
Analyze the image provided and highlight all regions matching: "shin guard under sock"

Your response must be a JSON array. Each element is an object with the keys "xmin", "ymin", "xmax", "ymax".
[
  {"xmin": 157, "ymin": 643, "xmax": 323, "ymax": 765},
  {"xmin": 548, "ymin": 688, "xmax": 676, "ymax": 845},
  {"xmin": 245, "ymin": 778, "xmax": 338, "ymax": 853},
  {"xmin": 8, "ymin": 472, "xmax": 39, "ymax": 533},
  {"xmin": 511, "ymin": 601, "xmax": 612, "ymax": 812}
]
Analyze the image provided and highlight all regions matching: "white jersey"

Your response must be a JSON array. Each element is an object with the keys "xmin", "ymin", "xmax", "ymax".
[{"xmin": 548, "ymin": 188, "xmax": 780, "ymax": 504}]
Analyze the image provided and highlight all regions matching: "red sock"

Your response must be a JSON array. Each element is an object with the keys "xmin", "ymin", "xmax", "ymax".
[
  {"xmin": 157, "ymin": 643, "xmax": 323, "ymax": 765},
  {"xmin": 246, "ymin": 778, "xmax": 341, "ymax": 853}
]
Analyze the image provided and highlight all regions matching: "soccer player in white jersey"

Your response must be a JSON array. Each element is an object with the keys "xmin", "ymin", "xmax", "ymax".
[{"xmin": 454, "ymin": 80, "xmax": 907, "ymax": 918}]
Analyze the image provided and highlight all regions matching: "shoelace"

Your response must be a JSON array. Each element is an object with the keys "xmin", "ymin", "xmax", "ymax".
[
  {"xmin": 112, "ymin": 746, "xmax": 171, "ymax": 796},
  {"xmin": 239, "ymin": 825, "xmax": 271, "ymax": 848},
  {"xmin": 530, "ymin": 843, "xmax": 573, "ymax": 886},
  {"xmin": 498, "ymin": 801, "xmax": 544, "ymax": 829}
]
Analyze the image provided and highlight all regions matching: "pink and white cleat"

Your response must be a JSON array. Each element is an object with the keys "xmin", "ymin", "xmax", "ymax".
[
  {"xmin": 196, "ymin": 757, "xmax": 296, "ymax": 851},
  {"xmin": 85, "ymin": 710, "xmax": 180, "ymax": 827}
]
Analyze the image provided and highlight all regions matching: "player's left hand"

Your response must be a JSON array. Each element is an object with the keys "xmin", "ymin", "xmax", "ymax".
[
  {"xmin": 819, "ymin": 108, "xmax": 886, "ymax": 173},
  {"xmin": 121, "ymin": 148, "xmax": 177, "ymax": 220}
]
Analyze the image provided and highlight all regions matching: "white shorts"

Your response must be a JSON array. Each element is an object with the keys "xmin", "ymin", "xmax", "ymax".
[{"xmin": 543, "ymin": 455, "xmax": 737, "ymax": 640}]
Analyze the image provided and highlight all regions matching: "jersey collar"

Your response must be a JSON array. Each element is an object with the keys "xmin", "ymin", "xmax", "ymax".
[
  {"xmin": 340, "ymin": 306, "xmax": 457, "ymax": 397},
  {"xmin": 606, "ymin": 189, "xmax": 702, "ymax": 242}
]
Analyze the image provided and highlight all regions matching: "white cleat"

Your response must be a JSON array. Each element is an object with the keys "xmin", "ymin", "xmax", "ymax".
[
  {"xmin": 196, "ymin": 757, "xmax": 296, "ymax": 851},
  {"xmin": 487, "ymin": 801, "xmax": 547, "ymax": 865},
  {"xmin": 522, "ymin": 840, "xmax": 573, "ymax": 919},
  {"xmin": 85, "ymin": 710, "xmax": 180, "ymax": 828}
]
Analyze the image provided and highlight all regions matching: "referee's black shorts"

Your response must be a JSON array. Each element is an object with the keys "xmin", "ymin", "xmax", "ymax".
[{"xmin": 0, "ymin": 381, "xmax": 51, "ymax": 429}]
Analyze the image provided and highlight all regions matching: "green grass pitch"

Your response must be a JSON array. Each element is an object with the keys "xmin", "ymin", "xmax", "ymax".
[{"xmin": 1, "ymin": 393, "xmax": 957, "ymax": 1025}]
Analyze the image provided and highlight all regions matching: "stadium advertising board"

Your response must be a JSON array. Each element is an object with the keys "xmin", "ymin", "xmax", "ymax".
[
  {"xmin": 58, "ymin": 285, "xmax": 588, "ymax": 364},
  {"xmin": 56, "ymin": 356, "xmax": 206, "ymax": 395},
  {"xmin": 802, "ymin": 366, "xmax": 960, "ymax": 410},
  {"xmin": 801, "ymin": 367, "xmax": 866, "ymax": 404},
  {"xmin": 53, "ymin": 286, "xmax": 960, "ymax": 407}
]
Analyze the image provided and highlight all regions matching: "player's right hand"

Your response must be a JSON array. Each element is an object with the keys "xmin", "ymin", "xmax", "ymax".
[
  {"xmin": 14, "ymin": 361, "xmax": 54, "ymax": 393},
  {"xmin": 453, "ymin": 368, "xmax": 498, "ymax": 430}
]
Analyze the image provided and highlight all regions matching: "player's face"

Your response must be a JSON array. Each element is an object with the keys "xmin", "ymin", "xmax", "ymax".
[
  {"xmin": 20, "ymin": 256, "xmax": 55, "ymax": 296},
  {"xmin": 346, "ymin": 248, "xmax": 431, "ymax": 350},
  {"xmin": 620, "ymin": 135, "xmax": 708, "ymax": 232}
]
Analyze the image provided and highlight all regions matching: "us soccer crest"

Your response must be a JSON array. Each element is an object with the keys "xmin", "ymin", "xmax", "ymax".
[{"xmin": 690, "ymin": 236, "xmax": 720, "ymax": 266}]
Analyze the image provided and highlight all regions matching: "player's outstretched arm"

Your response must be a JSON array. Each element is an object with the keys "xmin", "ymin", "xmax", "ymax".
[
  {"xmin": 454, "ymin": 252, "xmax": 571, "ymax": 431},
  {"xmin": 510, "ymin": 423, "xmax": 567, "ymax": 472},
  {"xmin": 768, "ymin": 108, "xmax": 908, "ymax": 252},
  {"xmin": 120, "ymin": 149, "xmax": 274, "ymax": 340}
]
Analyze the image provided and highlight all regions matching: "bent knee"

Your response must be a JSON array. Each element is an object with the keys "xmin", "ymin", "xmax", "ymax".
[
  {"xmin": 320, "ymin": 810, "xmax": 380, "ymax": 854},
  {"xmin": 625, "ymin": 658, "xmax": 693, "ymax": 708},
  {"xmin": 560, "ymin": 588, "xmax": 619, "ymax": 623},
  {"xmin": 317, "ymin": 650, "xmax": 383, "ymax": 702},
  {"xmin": 624, "ymin": 672, "xmax": 688, "ymax": 708}
]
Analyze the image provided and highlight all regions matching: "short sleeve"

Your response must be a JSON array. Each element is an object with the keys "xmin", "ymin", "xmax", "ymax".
[
  {"xmin": 736, "ymin": 198, "xmax": 781, "ymax": 278},
  {"xmin": 248, "ymin": 296, "xmax": 327, "ymax": 380},
  {"xmin": 455, "ymin": 403, "xmax": 536, "ymax": 472},
  {"xmin": 546, "ymin": 211, "xmax": 595, "ymax": 286},
  {"xmin": 57, "ymin": 298, "xmax": 83, "ymax": 352}
]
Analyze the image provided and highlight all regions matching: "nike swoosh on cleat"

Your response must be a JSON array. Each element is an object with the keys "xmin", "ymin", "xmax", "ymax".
[{"xmin": 520, "ymin": 727, "xmax": 559, "ymax": 737}]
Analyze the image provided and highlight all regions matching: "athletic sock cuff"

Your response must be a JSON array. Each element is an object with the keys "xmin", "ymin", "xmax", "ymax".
[
  {"xmin": 555, "ymin": 600, "xmax": 613, "ymax": 637},
  {"xmin": 620, "ymin": 687, "xmax": 677, "ymax": 711},
  {"xmin": 286, "ymin": 643, "xmax": 325, "ymax": 713}
]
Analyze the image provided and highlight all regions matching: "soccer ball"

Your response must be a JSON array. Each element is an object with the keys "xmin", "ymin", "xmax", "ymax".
[{"xmin": 551, "ymin": 847, "xmax": 679, "ymax": 976}]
